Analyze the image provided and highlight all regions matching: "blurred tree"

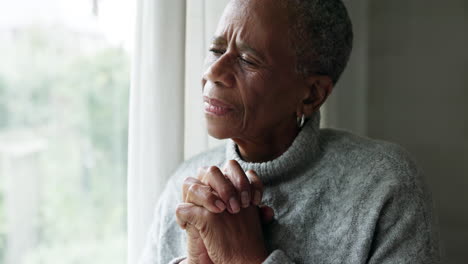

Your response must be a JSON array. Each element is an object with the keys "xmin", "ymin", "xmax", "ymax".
[
  {"xmin": 0, "ymin": 24, "xmax": 128, "ymax": 264},
  {"xmin": 0, "ymin": 191, "xmax": 6, "ymax": 262},
  {"xmin": 0, "ymin": 77, "xmax": 8, "ymax": 128}
]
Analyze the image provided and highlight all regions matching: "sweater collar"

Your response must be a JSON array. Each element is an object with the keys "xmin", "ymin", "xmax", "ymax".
[{"xmin": 225, "ymin": 111, "xmax": 321, "ymax": 185}]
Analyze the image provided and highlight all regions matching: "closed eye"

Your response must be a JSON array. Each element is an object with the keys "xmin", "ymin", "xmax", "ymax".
[
  {"xmin": 239, "ymin": 56, "xmax": 256, "ymax": 66},
  {"xmin": 209, "ymin": 48, "xmax": 225, "ymax": 55}
]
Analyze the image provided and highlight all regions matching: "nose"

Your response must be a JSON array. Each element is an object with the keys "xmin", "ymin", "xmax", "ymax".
[{"xmin": 202, "ymin": 53, "xmax": 235, "ymax": 88}]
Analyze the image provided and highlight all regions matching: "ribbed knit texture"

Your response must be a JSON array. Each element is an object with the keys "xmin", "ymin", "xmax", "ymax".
[
  {"xmin": 224, "ymin": 111, "xmax": 321, "ymax": 186},
  {"xmin": 139, "ymin": 111, "xmax": 440, "ymax": 264}
]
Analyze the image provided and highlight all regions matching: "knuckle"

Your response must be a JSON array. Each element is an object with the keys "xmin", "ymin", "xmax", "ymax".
[
  {"xmin": 187, "ymin": 184, "xmax": 199, "ymax": 195},
  {"xmin": 227, "ymin": 159, "xmax": 238, "ymax": 167},
  {"xmin": 183, "ymin": 176, "xmax": 196, "ymax": 186},
  {"xmin": 175, "ymin": 204, "xmax": 185, "ymax": 217},
  {"xmin": 182, "ymin": 177, "xmax": 191, "ymax": 185},
  {"xmin": 247, "ymin": 170, "xmax": 262, "ymax": 186},
  {"xmin": 207, "ymin": 166, "xmax": 219, "ymax": 174},
  {"xmin": 198, "ymin": 174, "xmax": 207, "ymax": 184},
  {"xmin": 175, "ymin": 204, "xmax": 190, "ymax": 228},
  {"xmin": 219, "ymin": 185, "xmax": 234, "ymax": 198},
  {"xmin": 196, "ymin": 173, "xmax": 204, "ymax": 181},
  {"xmin": 246, "ymin": 169, "xmax": 256, "ymax": 179},
  {"xmin": 202, "ymin": 209, "xmax": 212, "ymax": 220}
]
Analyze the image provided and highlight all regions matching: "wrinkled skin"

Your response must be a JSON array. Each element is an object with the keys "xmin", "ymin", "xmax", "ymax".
[
  {"xmin": 177, "ymin": 204, "xmax": 268, "ymax": 264},
  {"xmin": 179, "ymin": 161, "xmax": 274, "ymax": 264},
  {"xmin": 202, "ymin": 0, "xmax": 306, "ymax": 163}
]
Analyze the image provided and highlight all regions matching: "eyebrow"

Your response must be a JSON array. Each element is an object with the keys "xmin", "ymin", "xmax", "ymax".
[{"xmin": 210, "ymin": 36, "xmax": 227, "ymax": 46}]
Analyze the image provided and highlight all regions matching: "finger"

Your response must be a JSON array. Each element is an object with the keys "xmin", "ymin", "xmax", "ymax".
[
  {"xmin": 246, "ymin": 170, "xmax": 264, "ymax": 206},
  {"xmin": 175, "ymin": 203, "xmax": 211, "ymax": 231},
  {"xmin": 196, "ymin": 166, "xmax": 209, "ymax": 179},
  {"xmin": 185, "ymin": 182, "xmax": 226, "ymax": 213},
  {"xmin": 182, "ymin": 177, "xmax": 203, "ymax": 202},
  {"xmin": 224, "ymin": 160, "xmax": 251, "ymax": 209},
  {"xmin": 183, "ymin": 176, "xmax": 226, "ymax": 213},
  {"xmin": 176, "ymin": 203, "xmax": 197, "ymax": 229},
  {"xmin": 196, "ymin": 167, "xmax": 220, "ymax": 197},
  {"xmin": 258, "ymin": 205, "xmax": 275, "ymax": 224},
  {"xmin": 200, "ymin": 166, "xmax": 240, "ymax": 214}
]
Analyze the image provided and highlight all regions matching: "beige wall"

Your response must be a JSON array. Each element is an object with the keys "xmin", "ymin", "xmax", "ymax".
[
  {"xmin": 367, "ymin": 1, "xmax": 467, "ymax": 263},
  {"xmin": 327, "ymin": 1, "xmax": 467, "ymax": 263}
]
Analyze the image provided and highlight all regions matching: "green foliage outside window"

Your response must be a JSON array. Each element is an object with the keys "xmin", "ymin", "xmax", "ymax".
[
  {"xmin": 0, "ymin": 24, "xmax": 128, "ymax": 264},
  {"xmin": 0, "ymin": 192, "xmax": 6, "ymax": 262}
]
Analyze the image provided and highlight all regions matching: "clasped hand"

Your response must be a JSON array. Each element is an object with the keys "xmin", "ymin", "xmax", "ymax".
[{"xmin": 175, "ymin": 160, "xmax": 274, "ymax": 264}]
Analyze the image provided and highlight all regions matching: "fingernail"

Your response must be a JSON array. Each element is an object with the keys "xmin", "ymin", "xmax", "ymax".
[
  {"xmin": 254, "ymin": 191, "xmax": 261, "ymax": 205},
  {"xmin": 241, "ymin": 191, "xmax": 250, "ymax": 208},
  {"xmin": 229, "ymin": 197, "xmax": 240, "ymax": 213},
  {"xmin": 215, "ymin": 200, "xmax": 226, "ymax": 211}
]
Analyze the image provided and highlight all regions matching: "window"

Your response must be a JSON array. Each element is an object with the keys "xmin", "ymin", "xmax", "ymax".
[{"xmin": 0, "ymin": 1, "xmax": 133, "ymax": 263}]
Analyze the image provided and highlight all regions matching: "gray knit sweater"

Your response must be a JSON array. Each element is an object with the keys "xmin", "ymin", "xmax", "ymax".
[{"xmin": 139, "ymin": 112, "xmax": 440, "ymax": 264}]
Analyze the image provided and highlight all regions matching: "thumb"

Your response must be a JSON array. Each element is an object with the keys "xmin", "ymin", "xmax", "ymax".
[
  {"xmin": 258, "ymin": 205, "xmax": 275, "ymax": 224},
  {"xmin": 176, "ymin": 203, "xmax": 207, "ymax": 230}
]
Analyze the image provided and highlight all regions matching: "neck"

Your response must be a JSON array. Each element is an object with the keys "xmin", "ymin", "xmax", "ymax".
[
  {"xmin": 232, "ymin": 119, "xmax": 300, "ymax": 163},
  {"xmin": 225, "ymin": 111, "xmax": 321, "ymax": 183}
]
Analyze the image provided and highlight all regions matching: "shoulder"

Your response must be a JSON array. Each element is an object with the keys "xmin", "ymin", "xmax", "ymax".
[
  {"xmin": 318, "ymin": 128, "xmax": 422, "ymax": 188},
  {"xmin": 168, "ymin": 143, "xmax": 227, "ymax": 188},
  {"xmin": 316, "ymin": 131, "xmax": 439, "ymax": 262},
  {"xmin": 315, "ymin": 129, "xmax": 435, "ymax": 232}
]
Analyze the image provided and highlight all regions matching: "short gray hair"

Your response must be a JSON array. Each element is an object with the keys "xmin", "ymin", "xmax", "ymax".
[{"xmin": 286, "ymin": 0, "xmax": 353, "ymax": 84}]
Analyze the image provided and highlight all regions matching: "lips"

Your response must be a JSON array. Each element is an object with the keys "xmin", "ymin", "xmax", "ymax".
[{"xmin": 203, "ymin": 96, "xmax": 234, "ymax": 116}]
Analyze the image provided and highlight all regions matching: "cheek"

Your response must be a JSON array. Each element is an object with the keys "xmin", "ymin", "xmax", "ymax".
[
  {"xmin": 239, "ymin": 71, "xmax": 281, "ymax": 119},
  {"xmin": 242, "ymin": 71, "xmax": 299, "ymax": 120},
  {"xmin": 239, "ymin": 71, "xmax": 268, "ymax": 109}
]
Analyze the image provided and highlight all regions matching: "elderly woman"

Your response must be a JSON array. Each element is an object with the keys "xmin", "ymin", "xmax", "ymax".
[{"xmin": 140, "ymin": 0, "xmax": 439, "ymax": 263}]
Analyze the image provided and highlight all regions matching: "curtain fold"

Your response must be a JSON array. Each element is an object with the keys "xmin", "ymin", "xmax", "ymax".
[
  {"xmin": 184, "ymin": 0, "xmax": 229, "ymax": 160},
  {"xmin": 128, "ymin": 1, "xmax": 229, "ymax": 261},
  {"xmin": 127, "ymin": 0, "xmax": 186, "ymax": 263}
]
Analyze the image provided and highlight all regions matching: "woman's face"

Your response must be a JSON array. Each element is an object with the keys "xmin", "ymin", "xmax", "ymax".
[{"xmin": 202, "ymin": 0, "xmax": 306, "ymax": 141}]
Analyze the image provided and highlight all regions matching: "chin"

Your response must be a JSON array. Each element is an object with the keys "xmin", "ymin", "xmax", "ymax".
[{"xmin": 206, "ymin": 120, "xmax": 234, "ymax": 139}]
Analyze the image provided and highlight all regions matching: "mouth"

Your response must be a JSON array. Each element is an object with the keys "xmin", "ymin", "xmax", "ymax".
[{"xmin": 203, "ymin": 96, "xmax": 234, "ymax": 116}]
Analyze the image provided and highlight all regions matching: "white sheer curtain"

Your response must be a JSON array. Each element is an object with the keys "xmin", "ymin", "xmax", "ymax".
[
  {"xmin": 127, "ymin": 0, "xmax": 185, "ymax": 263},
  {"xmin": 127, "ymin": 1, "xmax": 228, "ymax": 264},
  {"xmin": 184, "ymin": 0, "xmax": 230, "ymax": 159}
]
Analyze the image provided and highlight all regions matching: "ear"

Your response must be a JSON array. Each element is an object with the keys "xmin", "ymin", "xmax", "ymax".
[{"xmin": 298, "ymin": 75, "xmax": 334, "ymax": 117}]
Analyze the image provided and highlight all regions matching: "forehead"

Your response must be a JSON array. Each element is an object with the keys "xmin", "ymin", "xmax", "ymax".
[{"xmin": 214, "ymin": 0, "xmax": 291, "ymax": 54}]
